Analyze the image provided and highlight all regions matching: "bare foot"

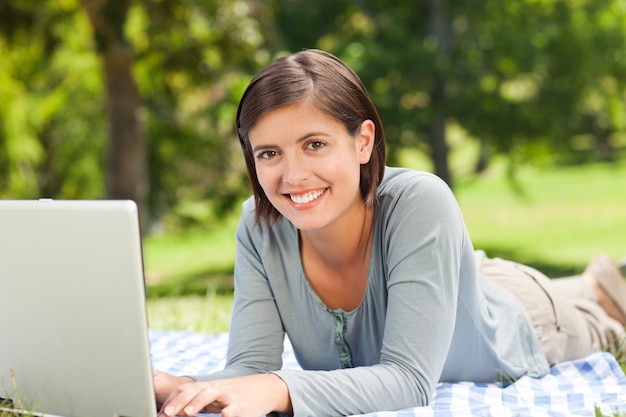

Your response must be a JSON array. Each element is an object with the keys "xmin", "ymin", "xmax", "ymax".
[{"xmin": 584, "ymin": 272, "xmax": 626, "ymax": 326}]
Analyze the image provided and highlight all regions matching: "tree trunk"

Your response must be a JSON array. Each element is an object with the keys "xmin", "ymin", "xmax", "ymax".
[
  {"xmin": 474, "ymin": 138, "xmax": 489, "ymax": 174},
  {"xmin": 427, "ymin": 0, "xmax": 452, "ymax": 188},
  {"xmin": 596, "ymin": 131, "xmax": 614, "ymax": 162},
  {"xmin": 429, "ymin": 81, "xmax": 452, "ymax": 187},
  {"xmin": 82, "ymin": 0, "xmax": 147, "ymax": 224}
]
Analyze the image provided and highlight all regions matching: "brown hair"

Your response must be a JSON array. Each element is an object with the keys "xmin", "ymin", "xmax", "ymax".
[{"xmin": 236, "ymin": 49, "xmax": 386, "ymax": 224}]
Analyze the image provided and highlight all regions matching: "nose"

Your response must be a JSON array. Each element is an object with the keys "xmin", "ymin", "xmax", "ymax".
[{"xmin": 282, "ymin": 152, "xmax": 309, "ymax": 186}]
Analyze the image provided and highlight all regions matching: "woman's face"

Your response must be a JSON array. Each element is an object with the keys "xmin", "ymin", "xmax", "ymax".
[{"xmin": 248, "ymin": 101, "xmax": 375, "ymax": 232}]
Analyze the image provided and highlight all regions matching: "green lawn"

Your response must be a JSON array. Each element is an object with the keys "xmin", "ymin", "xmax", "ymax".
[
  {"xmin": 146, "ymin": 291, "xmax": 233, "ymax": 333},
  {"xmin": 144, "ymin": 159, "xmax": 626, "ymax": 332},
  {"xmin": 143, "ymin": 213, "xmax": 240, "ymax": 296},
  {"xmin": 456, "ymin": 160, "xmax": 626, "ymax": 277}
]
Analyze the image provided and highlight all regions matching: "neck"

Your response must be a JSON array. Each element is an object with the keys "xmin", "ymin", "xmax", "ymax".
[{"xmin": 300, "ymin": 205, "xmax": 374, "ymax": 269}]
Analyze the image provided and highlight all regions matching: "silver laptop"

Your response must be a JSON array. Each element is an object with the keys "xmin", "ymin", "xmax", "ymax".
[{"xmin": 0, "ymin": 199, "xmax": 157, "ymax": 417}]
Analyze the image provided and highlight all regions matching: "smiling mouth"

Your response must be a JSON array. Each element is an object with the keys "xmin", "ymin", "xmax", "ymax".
[{"xmin": 289, "ymin": 189, "xmax": 326, "ymax": 204}]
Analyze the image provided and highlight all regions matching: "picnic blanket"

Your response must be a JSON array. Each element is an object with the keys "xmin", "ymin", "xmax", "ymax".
[{"xmin": 149, "ymin": 329, "xmax": 626, "ymax": 416}]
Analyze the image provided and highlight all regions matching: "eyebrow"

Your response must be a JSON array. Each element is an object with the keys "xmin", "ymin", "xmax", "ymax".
[{"xmin": 251, "ymin": 131, "xmax": 331, "ymax": 153}]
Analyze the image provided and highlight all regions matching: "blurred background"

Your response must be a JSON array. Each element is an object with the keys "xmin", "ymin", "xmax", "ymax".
[{"xmin": 1, "ymin": 0, "xmax": 625, "ymax": 308}]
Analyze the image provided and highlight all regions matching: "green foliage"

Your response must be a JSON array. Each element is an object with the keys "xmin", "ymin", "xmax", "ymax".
[
  {"xmin": 0, "ymin": 0, "xmax": 625, "ymax": 230},
  {"xmin": 0, "ymin": 1, "xmax": 105, "ymax": 199},
  {"xmin": 128, "ymin": 0, "xmax": 272, "ymax": 226},
  {"xmin": 272, "ymin": 0, "xmax": 626, "ymax": 181}
]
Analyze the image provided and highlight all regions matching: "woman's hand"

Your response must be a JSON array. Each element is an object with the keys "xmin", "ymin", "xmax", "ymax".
[
  {"xmin": 153, "ymin": 369, "xmax": 196, "ymax": 409},
  {"xmin": 157, "ymin": 373, "xmax": 292, "ymax": 417}
]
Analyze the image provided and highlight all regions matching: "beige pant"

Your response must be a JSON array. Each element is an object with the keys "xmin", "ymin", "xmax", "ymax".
[{"xmin": 475, "ymin": 250, "xmax": 626, "ymax": 365}]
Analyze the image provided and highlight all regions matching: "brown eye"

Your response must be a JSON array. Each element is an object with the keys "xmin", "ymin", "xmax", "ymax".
[
  {"xmin": 256, "ymin": 150, "xmax": 279, "ymax": 160},
  {"xmin": 306, "ymin": 141, "xmax": 326, "ymax": 151}
]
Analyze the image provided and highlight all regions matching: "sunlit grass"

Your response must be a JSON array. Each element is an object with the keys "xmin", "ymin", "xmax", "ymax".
[
  {"xmin": 146, "ymin": 291, "xmax": 233, "ymax": 334},
  {"xmin": 143, "ymin": 213, "xmax": 239, "ymax": 282},
  {"xmin": 455, "ymin": 160, "xmax": 626, "ymax": 275}
]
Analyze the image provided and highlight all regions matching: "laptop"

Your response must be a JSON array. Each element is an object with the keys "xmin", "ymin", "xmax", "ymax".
[{"xmin": 0, "ymin": 199, "xmax": 157, "ymax": 417}]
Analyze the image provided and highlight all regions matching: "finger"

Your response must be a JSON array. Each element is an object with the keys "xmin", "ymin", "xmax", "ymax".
[
  {"xmin": 220, "ymin": 403, "xmax": 242, "ymax": 417},
  {"xmin": 159, "ymin": 383, "xmax": 205, "ymax": 417},
  {"xmin": 179, "ymin": 385, "xmax": 225, "ymax": 416}
]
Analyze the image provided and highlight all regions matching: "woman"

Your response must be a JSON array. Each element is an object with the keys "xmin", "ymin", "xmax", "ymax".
[{"xmin": 154, "ymin": 49, "xmax": 626, "ymax": 417}]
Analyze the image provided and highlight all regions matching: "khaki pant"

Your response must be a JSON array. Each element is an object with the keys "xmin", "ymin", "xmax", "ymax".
[{"xmin": 475, "ymin": 250, "xmax": 626, "ymax": 365}]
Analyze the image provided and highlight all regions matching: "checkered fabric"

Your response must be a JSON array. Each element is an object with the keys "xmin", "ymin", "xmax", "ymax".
[{"xmin": 150, "ymin": 329, "xmax": 626, "ymax": 416}]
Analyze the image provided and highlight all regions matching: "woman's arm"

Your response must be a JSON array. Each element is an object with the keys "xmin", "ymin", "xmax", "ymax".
[{"xmin": 155, "ymin": 201, "xmax": 292, "ymax": 416}]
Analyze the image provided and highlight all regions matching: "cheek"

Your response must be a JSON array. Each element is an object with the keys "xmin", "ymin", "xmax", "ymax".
[
  {"xmin": 321, "ymin": 157, "xmax": 362, "ymax": 191},
  {"xmin": 255, "ymin": 166, "xmax": 279, "ymax": 199},
  {"xmin": 255, "ymin": 166, "xmax": 270, "ymax": 191}
]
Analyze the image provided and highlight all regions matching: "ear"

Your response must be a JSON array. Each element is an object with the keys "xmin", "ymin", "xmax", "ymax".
[{"xmin": 357, "ymin": 119, "xmax": 376, "ymax": 164}]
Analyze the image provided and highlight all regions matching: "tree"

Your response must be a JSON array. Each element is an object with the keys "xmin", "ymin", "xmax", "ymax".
[
  {"xmin": 128, "ymin": 0, "xmax": 271, "ymax": 228},
  {"xmin": 0, "ymin": 0, "xmax": 273, "ymax": 230},
  {"xmin": 0, "ymin": 1, "xmax": 105, "ymax": 200},
  {"xmin": 272, "ymin": 0, "xmax": 626, "ymax": 187},
  {"xmin": 82, "ymin": 0, "xmax": 147, "ymax": 216},
  {"xmin": 1, "ymin": 0, "xmax": 624, "ymax": 230},
  {"xmin": 448, "ymin": 0, "xmax": 626, "ymax": 168}
]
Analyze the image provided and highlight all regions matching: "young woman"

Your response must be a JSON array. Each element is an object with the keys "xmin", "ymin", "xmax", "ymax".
[{"xmin": 153, "ymin": 49, "xmax": 626, "ymax": 417}]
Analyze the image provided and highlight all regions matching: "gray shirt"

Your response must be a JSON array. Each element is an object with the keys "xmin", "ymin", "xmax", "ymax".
[{"xmin": 198, "ymin": 167, "xmax": 549, "ymax": 416}]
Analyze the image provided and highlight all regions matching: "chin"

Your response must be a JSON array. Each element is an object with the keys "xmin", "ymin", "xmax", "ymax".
[{"xmin": 286, "ymin": 216, "xmax": 327, "ymax": 232}]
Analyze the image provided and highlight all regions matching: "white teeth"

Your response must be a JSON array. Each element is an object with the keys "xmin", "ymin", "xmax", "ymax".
[{"xmin": 290, "ymin": 189, "xmax": 324, "ymax": 204}]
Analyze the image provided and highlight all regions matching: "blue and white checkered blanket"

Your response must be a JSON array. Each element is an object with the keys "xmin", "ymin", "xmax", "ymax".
[{"xmin": 150, "ymin": 329, "xmax": 626, "ymax": 416}]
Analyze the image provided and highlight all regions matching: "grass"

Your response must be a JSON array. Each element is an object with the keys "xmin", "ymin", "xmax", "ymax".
[
  {"xmin": 456, "ymin": 159, "xmax": 626, "ymax": 277},
  {"xmin": 146, "ymin": 290, "xmax": 233, "ymax": 333},
  {"xmin": 143, "ymin": 212, "xmax": 240, "ymax": 296}
]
